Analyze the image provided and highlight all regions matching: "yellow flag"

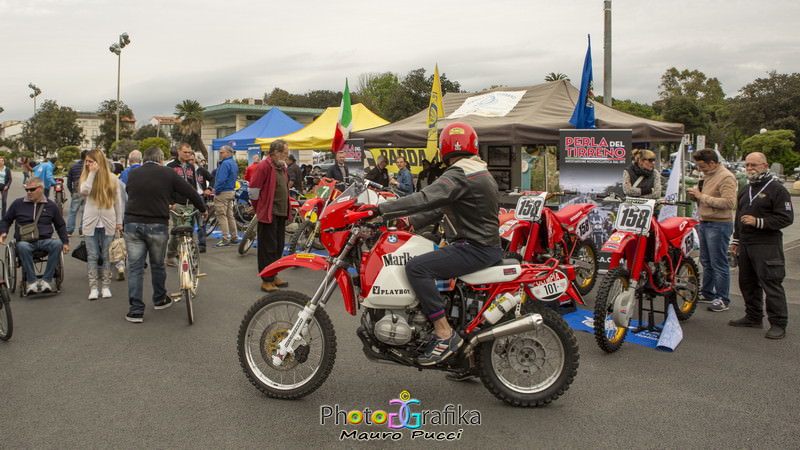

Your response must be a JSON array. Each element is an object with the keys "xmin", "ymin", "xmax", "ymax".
[{"xmin": 426, "ymin": 65, "xmax": 445, "ymax": 153}]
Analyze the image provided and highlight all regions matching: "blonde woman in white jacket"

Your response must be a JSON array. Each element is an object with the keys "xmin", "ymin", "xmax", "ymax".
[{"xmin": 80, "ymin": 150, "xmax": 123, "ymax": 299}]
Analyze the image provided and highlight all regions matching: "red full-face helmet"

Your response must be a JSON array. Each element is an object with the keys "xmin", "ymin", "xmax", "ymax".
[{"xmin": 439, "ymin": 122, "xmax": 479, "ymax": 164}]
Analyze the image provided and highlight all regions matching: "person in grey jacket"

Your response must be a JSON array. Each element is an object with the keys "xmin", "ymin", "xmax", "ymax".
[{"xmin": 370, "ymin": 123, "xmax": 501, "ymax": 366}]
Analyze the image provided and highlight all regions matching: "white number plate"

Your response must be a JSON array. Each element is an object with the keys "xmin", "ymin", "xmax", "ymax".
[
  {"xmin": 614, "ymin": 199, "xmax": 656, "ymax": 234},
  {"xmin": 529, "ymin": 270, "xmax": 569, "ymax": 301},
  {"xmin": 514, "ymin": 193, "xmax": 547, "ymax": 221}
]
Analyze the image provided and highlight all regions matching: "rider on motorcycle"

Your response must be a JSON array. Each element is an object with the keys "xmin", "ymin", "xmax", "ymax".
[{"xmin": 367, "ymin": 122, "xmax": 502, "ymax": 366}]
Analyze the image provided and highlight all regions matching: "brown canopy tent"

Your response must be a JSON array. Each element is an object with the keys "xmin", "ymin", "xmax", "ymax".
[{"xmin": 353, "ymin": 79, "xmax": 683, "ymax": 146}]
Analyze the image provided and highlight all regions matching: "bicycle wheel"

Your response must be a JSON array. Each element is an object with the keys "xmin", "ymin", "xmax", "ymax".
[
  {"xmin": 183, "ymin": 288, "xmax": 194, "ymax": 325},
  {"xmin": 0, "ymin": 284, "xmax": 12, "ymax": 340},
  {"xmin": 204, "ymin": 216, "xmax": 218, "ymax": 236},
  {"xmin": 5, "ymin": 245, "xmax": 16, "ymax": 294}
]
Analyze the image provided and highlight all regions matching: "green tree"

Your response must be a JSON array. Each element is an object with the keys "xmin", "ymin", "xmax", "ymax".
[
  {"xmin": 133, "ymin": 124, "xmax": 160, "ymax": 141},
  {"xmin": 595, "ymin": 96, "xmax": 656, "ymax": 119},
  {"xmin": 57, "ymin": 145, "xmax": 81, "ymax": 168},
  {"xmin": 358, "ymin": 72, "xmax": 401, "ymax": 120},
  {"xmin": 383, "ymin": 68, "xmax": 461, "ymax": 122},
  {"xmin": 544, "ymin": 72, "xmax": 570, "ymax": 82},
  {"xmin": 732, "ymin": 72, "xmax": 800, "ymax": 149},
  {"xmin": 20, "ymin": 100, "xmax": 83, "ymax": 159},
  {"xmin": 741, "ymin": 130, "xmax": 799, "ymax": 173},
  {"xmin": 139, "ymin": 137, "xmax": 170, "ymax": 158},
  {"xmin": 109, "ymin": 139, "xmax": 140, "ymax": 159},
  {"xmin": 174, "ymin": 99, "xmax": 207, "ymax": 159},
  {"xmin": 97, "ymin": 99, "xmax": 135, "ymax": 152}
]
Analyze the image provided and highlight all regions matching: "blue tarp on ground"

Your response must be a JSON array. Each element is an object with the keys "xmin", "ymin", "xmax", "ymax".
[{"xmin": 211, "ymin": 108, "xmax": 304, "ymax": 153}]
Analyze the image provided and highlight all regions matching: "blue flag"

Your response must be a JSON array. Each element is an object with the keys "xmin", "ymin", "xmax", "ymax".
[{"xmin": 569, "ymin": 35, "xmax": 596, "ymax": 129}]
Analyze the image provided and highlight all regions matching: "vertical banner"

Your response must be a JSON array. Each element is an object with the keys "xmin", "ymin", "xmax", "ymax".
[
  {"xmin": 342, "ymin": 138, "xmax": 365, "ymax": 177},
  {"xmin": 559, "ymin": 129, "xmax": 633, "ymax": 269}
]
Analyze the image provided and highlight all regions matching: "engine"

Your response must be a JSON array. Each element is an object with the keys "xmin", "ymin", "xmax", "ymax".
[{"xmin": 366, "ymin": 308, "xmax": 432, "ymax": 346}]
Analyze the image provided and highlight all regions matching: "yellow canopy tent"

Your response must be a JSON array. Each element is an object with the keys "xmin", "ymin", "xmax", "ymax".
[{"xmin": 255, "ymin": 103, "xmax": 389, "ymax": 151}]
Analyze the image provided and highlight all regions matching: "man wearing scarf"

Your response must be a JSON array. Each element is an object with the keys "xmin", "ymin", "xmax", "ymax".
[{"xmin": 729, "ymin": 152, "xmax": 793, "ymax": 339}]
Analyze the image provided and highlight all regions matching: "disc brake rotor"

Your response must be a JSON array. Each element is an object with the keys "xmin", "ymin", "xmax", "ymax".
[{"xmin": 260, "ymin": 321, "xmax": 298, "ymax": 370}]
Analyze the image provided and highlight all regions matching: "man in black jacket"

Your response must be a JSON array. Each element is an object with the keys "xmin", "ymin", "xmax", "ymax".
[
  {"xmin": 365, "ymin": 156, "xmax": 390, "ymax": 187},
  {"xmin": 65, "ymin": 150, "xmax": 87, "ymax": 236},
  {"xmin": 166, "ymin": 142, "xmax": 204, "ymax": 260},
  {"xmin": 729, "ymin": 152, "xmax": 794, "ymax": 339},
  {"xmin": 0, "ymin": 176, "xmax": 69, "ymax": 294},
  {"xmin": 372, "ymin": 123, "xmax": 501, "ymax": 366},
  {"xmin": 123, "ymin": 146, "xmax": 206, "ymax": 323}
]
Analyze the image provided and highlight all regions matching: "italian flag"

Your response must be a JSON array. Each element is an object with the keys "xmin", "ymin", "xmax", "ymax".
[{"xmin": 332, "ymin": 79, "xmax": 352, "ymax": 153}]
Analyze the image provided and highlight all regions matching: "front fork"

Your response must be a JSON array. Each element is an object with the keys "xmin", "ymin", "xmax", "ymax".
[
  {"xmin": 612, "ymin": 235, "xmax": 648, "ymax": 327},
  {"xmin": 271, "ymin": 229, "xmax": 361, "ymax": 367}
]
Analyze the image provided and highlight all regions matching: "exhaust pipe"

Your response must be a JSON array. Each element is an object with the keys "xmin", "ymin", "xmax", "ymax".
[{"xmin": 464, "ymin": 313, "xmax": 543, "ymax": 355}]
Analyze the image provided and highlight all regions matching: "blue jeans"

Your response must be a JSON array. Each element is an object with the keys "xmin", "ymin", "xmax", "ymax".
[
  {"xmin": 697, "ymin": 221, "xmax": 734, "ymax": 304},
  {"xmin": 125, "ymin": 223, "xmax": 168, "ymax": 314},
  {"xmin": 16, "ymin": 238, "xmax": 62, "ymax": 283},
  {"xmin": 66, "ymin": 193, "xmax": 85, "ymax": 234},
  {"xmin": 85, "ymin": 228, "xmax": 113, "ymax": 272},
  {"xmin": 0, "ymin": 187, "xmax": 9, "ymax": 219}
]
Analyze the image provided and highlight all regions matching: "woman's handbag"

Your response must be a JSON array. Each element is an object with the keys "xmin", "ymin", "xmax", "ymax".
[
  {"xmin": 109, "ymin": 232, "xmax": 127, "ymax": 263},
  {"xmin": 71, "ymin": 240, "xmax": 88, "ymax": 262}
]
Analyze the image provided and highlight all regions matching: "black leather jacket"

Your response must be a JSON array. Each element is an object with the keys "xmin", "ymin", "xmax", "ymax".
[{"xmin": 378, "ymin": 156, "xmax": 500, "ymax": 246}]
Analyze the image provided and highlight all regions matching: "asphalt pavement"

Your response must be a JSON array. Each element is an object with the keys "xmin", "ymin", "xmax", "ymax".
[{"xmin": 2, "ymin": 174, "xmax": 799, "ymax": 448}]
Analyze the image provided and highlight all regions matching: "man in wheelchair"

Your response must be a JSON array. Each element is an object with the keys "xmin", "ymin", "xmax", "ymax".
[{"xmin": 0, "ymin": 177, "xmax": 69, "ymax": 294}]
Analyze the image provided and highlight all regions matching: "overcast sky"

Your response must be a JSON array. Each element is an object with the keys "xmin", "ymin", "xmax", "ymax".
[{"xmin": 1, "ymin": 0, "xmax": 798, "ymax": 125}]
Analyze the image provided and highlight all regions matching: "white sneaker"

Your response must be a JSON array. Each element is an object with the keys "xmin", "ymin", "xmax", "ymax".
[
  {"xmin": 39, "ymin": 280, "xmax": 54, "ymax": 293},
  {"xmin": 26, "ymin": 282, "xmax": 38, "ymax": 295},
  {"xmin": 101, "ymin": 287, "xmax": 112, "ymax": 298},
  {"xmin": 88, "ymin": 288, "xmax": 99, "ymax": 300}
]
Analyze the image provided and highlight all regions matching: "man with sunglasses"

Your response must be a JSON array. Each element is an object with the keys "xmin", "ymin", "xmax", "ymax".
[{"xmin": 0, "ymin": 177, "xmax": 69, "ymax": 294}]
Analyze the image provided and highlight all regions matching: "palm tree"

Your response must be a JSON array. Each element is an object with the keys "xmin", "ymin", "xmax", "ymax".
[
  {"xmin": 174, "ymin": 99, "xmax": 207, "ymax": 159},
  {"xmin": 544, "ymin": 72, "xmax": 570, "ymax": 82}
]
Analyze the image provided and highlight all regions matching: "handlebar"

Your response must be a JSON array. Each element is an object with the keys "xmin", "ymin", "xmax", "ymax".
[{"xmin": 170, "ymin": 208, "xmax": 199, "ymax": 218}]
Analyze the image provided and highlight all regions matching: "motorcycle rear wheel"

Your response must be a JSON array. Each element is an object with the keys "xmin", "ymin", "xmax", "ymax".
[
  {"xmin": 572, "ymin": 239, "xmax": 599, "ymax": 295},
  {"xmin": 671, "ymin": 258, "xmax": 699, "ymax": 321},
  {"xmin": 237, "ymin": 291, "xmax": 336, "ymax": 399},
  {"xmin": 476, "ymin": 306, "xmax": 579, "ymax": 407},
  {"xmin": 593, "ymin": 267, "xmax": 631, "ymax": 353}
]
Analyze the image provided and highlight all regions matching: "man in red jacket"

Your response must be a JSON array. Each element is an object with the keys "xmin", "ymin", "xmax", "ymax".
[{"xmin": 248, "ymin": 140, "xmax": 292, "ymax": 292}]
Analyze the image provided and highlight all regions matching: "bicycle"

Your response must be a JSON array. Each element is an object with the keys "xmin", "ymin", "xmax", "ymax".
[
  {"xmin": 169, "ymin": 208, "xmax": 204, "ymax": 325},
  {"xmin": 0, "ymin": 259, "xmax": 13, "ymax": 340}
]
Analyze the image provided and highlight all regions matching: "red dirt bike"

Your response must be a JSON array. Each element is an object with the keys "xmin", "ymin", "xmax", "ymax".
[
  {"xmin": 53, "ymin": 177, "xmax": 66, "ymax": 214},
  {"xmin": 286, "ymin": 177, "xmax": 341, "ymax": 254},
  {"xmin": 499, "ymin": 191, "xmax": 599, "ymax": 296},
  {"xmin": 593, "ymin": 197, "xmax": 700, "ymax": 353},
  {"xmin": 238, "ymin": 189, "xmax": 305, "ymax": 256},
  {"xmin": 237, "ymin": 178, "xmax": 581, "ymax": 407}
]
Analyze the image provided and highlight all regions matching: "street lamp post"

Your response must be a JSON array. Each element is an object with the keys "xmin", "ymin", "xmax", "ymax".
[
  {"xmin": 28, "ymin": 83, "xmax": 41, "ymax": 155},
  {"xmin": 109, "ymin": 32, "xmax": 131, "ymax": 146}
]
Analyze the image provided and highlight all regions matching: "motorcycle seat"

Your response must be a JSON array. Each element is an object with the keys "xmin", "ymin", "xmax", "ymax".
[
  {"xmin": 170, "ymin": 225, "xmax": 194, "ymax": 236},
  {"xmin": 460, "ymin": 262, "xmax": 522, "ymax": 285},
  {"xmin": 552, "ymin": 204, "xmax": 588, "ymax": 227},
  {"xmin": 659, "ymin": 216, "xmax": 698, "ymax": 241}
]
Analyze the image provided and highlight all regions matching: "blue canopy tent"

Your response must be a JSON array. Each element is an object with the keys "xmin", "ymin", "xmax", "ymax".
[{"xmin": 211, "ymin": 108, "xmax": 305, "ymax": 160}]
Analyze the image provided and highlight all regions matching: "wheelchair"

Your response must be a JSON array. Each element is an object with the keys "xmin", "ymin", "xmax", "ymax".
[{"xmin": 4, "ymin": 239, "xmax": 64, "ymax": 297}]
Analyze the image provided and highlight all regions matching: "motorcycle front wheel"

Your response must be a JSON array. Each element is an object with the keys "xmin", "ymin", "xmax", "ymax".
[
  {"xmin": 238, "ymin": 218, "xmax": 258, "ymax": 256},
  {"xmin": 476, "ymin": 306, "xmax": 579, "ymax": 407},
  {"xmin": 572, "ymin": 239, "xmax": 599, "ymax": 295},
  {"xmin": 671, "ymin": 258, "xmax": 699, "ymax": 321},
  {"xmin": 593, "ymin": 267, "xmax": 631, "ymax": 353},
  {"xmin": 237, "ymin": 291, "xmax": 336, "ymax": 399}
]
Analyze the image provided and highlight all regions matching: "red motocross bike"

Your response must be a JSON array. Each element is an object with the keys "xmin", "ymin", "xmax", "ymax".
[
  {"xmin": 593, "ymin": 197, "xmax": 700, "ymax": 353},
  {"xmin": 286, "ymin": 177, "xmax": 341, "ymax": 254},
  {"xmin": 499, "ymin": 191, "xmax": 599, "ymax": 296},
  {"xmin": 237, "ymin": 178, "xmax": 581, "ymax": 407}
]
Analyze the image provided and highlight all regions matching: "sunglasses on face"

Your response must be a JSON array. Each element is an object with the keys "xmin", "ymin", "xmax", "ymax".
[
  {"xmin": 643, "ymin": 158, "xmax": 655, "ymax": 162},
  {"xmin": 25, "ymin": 186, "xmax": 42, "ymax": 192}
]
